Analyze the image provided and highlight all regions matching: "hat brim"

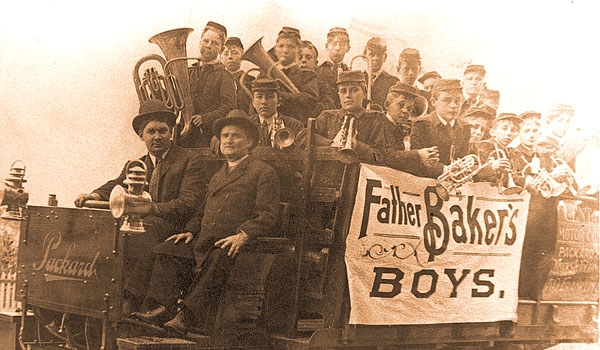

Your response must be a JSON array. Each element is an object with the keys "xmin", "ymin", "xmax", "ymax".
[
  {"xmin": 212, "ymin": 116, "xmax": 259, "ymax": 151},
  {"xmin": 132, "ymin": 111, "xmax": 176, "ymax": 134},
  {"xmin": 495, "ymin": 115, "xmax": 522, "ymax": 125}
]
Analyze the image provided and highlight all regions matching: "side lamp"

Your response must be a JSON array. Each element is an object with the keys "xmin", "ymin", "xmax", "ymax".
[
  {"xmin": 0, "ymin": 160, "xmax": 29, "ymax": 221},
  {"xmin": 109, "ymin": 160, "xmax": 151, "ymax": 233}
]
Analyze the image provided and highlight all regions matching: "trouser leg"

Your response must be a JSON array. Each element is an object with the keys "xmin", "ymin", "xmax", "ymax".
[{"xmin": 147, "ymin": 254, "xmax": 195, "ymax": 310}]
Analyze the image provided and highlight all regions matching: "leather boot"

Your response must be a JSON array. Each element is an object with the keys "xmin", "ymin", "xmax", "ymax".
[
  {"xmin": 163, "ymin": 308, "xmax": 193, "ymax": 336},
  {"xmin": 132, "ymin": 305, "xmax": 173, "ymax": 325}
]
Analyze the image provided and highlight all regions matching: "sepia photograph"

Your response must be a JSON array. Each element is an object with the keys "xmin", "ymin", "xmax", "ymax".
[{"xmin": 0, "ymin": 0, "xmax": 597, "ymax": 349}]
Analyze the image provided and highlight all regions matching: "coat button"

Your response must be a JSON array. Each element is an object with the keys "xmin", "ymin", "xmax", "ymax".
[
  {"xmin": 212, "ymin": 222, "xmax": 217, "ymax": 226},
  {"xmin": 225, "ymin": 195, "xmax": 230, "ymax": 199},
  {"xmin": 217, "ymin": 208, "xmax": 222, "ymax": 213}
]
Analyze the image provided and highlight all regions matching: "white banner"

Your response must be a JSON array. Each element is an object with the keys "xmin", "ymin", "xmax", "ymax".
[{"xmin": 345, "ymin": 164, "xmax": 530, "ymax": 325}]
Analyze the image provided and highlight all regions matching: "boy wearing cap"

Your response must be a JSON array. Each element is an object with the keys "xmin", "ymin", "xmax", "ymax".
[
  {"xmin": 418, "ymin": 71, "xmax": 441, "ymax": 93},
  {"xmin": 222, "ymin": 37, "xmax": 253, "ymax": 115},
  {"xmin": 248, "ymin": 78, "xmax": 304, "ymax": 147},
  {"xmin": 364, "ymin": 37, "xmax": 399, "ymax": 110},
  {"xmin": 396, "ymin": 48, "xmax": 421, "ymax": 87},
  {"xmin": 299, "ymin": 40, "xmax": 336, "ymax": 115},
  {"xmin": 134, "ymin": 115, "xmax": 280, "ymax": 335},
  {"xmin": 383, "ymin": 82, "xmax": 439, "ymax": 173},
  {"xmin": 410, "ymin": 79, "xmax": 470, "ymax": 178},
  {"xmin": 460, "ymin": 64, "xmax": 486, "ymax": 116},
  {"xmin": 474, "ymin": 113, "xmax": 524, "ymax": 186},
  {"xmin": 75, "ymin": 100, "xmax": 206, "ymax": 314},
  {"xmin": 185, "ymin": 21, "xmax": 237, "ymax": 148},
  {"xmin": 317, "ymin": 27, "xmax": 350, "ymax": 108},
  {"xmin": 511, "ymin": 111, "xmax": 544, "ymax": 174},
  {"xmin": 463, "ymin": 105, "xmax": 494, "ymax": 154},
  {"xmin": 314, "ymin": 70, "xmax": 386, "ymax": 163},
  {"xmin": 272, "ymin": 26, "xmax": 319, "ymax": 123}
]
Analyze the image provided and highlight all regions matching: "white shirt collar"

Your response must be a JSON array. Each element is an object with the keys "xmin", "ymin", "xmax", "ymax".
[
  {"xmin": 148, "ymin": 147, "xmax": 170, "ymax": 166},
  {"xmin": 259, "ymin": 112, "xmax": 278, "ymax": 126},
  {"xmin": 226, "ymin": 154, "xmax": 249, "ymax": 169},
  {"xmin": 385, "ymin": 113, "xmax": 397, "ymax": 125},
  {"xmin": 437, "ymin": 113, "xmax": 455, "ymax": 127}
]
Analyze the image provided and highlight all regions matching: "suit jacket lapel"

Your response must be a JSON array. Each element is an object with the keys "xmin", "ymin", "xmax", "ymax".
[{"xmin": 209, "ymin": 156, "xmax": 251, "ymax": 196}]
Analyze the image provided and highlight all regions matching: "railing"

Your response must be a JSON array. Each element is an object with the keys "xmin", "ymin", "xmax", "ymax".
[{"xmin": 0, "ymin": 271, "xmax": 18, "ymax": 312}]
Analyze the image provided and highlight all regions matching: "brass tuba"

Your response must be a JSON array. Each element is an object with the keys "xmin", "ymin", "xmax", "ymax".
[{"xmin": 242, "ymin": 37, "xmax": 301, "ymax": 94}]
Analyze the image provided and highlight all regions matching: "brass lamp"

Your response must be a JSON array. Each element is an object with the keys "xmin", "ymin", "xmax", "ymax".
[
  {"xmin": 0, "ymin": 160, "xmax": 29, "ymax": 221},
  {"xmin": 109, "ymin": 160, "xmax": 151, "ymax": 233}
]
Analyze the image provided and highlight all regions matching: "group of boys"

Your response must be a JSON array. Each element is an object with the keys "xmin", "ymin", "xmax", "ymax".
[{"xmin": 70, "ymin": 20, "xmax": 589, "ymax": 336}]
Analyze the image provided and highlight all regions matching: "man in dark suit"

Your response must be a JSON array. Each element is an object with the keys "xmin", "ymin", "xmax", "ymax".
[
  {"xmin": 272, "ymin": 27, "xmax": 319, "ymax": 124},
  {"xmin": 313, "ymin": 70, "xmax": 387, "ymax": 164},
  {"xmin": 410, "ymin": 79, "xmax": 470, "ymax": 178},
  {"xmin": 132, "ymin": 115, "xmax": 280, "ymax": 335},
  {"xmin": 363, "ymin": 37, "xmax": 399, "ymax": 110},
  {"xmin": 74, "ymin": 99, "xmax": 205, "ymax": 313},
  {"xmin": 247, "ymin": 78, "xmax": 304, "ymax": 148},
  {"xmin": 183, "ymin": 21, "xmax": 237, "ymax": 148}
]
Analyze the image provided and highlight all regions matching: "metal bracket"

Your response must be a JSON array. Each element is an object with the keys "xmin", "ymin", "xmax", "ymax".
[
  {"xmin": 551, "ymin": 304, "xmax": 560, "ymax": 324},
  {"xmin": 591, "ymin": 304, "xmax": 598, "ymax": 323},
  {"xmin": 18, "ymin": 280, "xmax": 29, "ymax": 350},
  {"xmin": 101, "ymin": 293, "xmax": 110, "ymax": 350}
]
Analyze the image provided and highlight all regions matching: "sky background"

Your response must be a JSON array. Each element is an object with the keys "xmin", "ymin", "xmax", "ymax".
[{"xmin": 0, "ymin": 0, "xmax": 598, "ymax": 205}]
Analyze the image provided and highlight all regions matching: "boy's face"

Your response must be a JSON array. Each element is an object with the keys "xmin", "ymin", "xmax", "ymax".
[
  {"xmin": 490, "ymin": 119, "xmax": 520, "ymax": 147},
  {"xmin": 465, "ymin": 116, "xmax": 488, "ymax": 144},
  {"xmin": 461, "ymin": 72, "xmax": 485, "ymax": 97},
  {"xmin": 200, "ymin": 29, "xmax": 223, "ymax": 62},
  {"xmin": 548, "ymin": 112, "xmax": 572, "ymax": 138},
  {"xmin": 326, "ymin": 36, "xmax": 350, "ymax": 64},
  {"xmin": 519, "ymin": 118, "xmax": 541, "ymax": 149},
  {"xmin": 432, "ymin": 90, "xmax": 463, "ymax": 122},
  {"xmin": 275, "ymin": 38, "xmax": 299, "ymax": 66},
  {"xmin": 387, "ymin": 94, "xmax": 415, "ymax": 124},
  {"xmin": 422, "ymin": 77, "xmax": 440, "ymax": 93},
  {"xmin": 338, "ymin": 82, "xmax": 365, "ymax": 112},
  {"xmin": 299, "ymin": 47, "xmax": 318, "ymax": 71},
  {"xmin": 252, "ymin": 90, "xmax": 280, "ymax": 118},
  {"xmin": 397, "ymin": 61, "xmax": 420, "ymax": 86},
  {"xmin": 221, "ymin": 45, "xmax": 243, "ymax": 72},
  {"xmin": 365, "ymin": 48, "xmax": 386, "ymax": 73}
]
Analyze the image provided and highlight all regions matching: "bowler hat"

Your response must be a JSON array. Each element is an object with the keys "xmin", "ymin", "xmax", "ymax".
[
  {"xmin": 418, "ymin": 71, "xmax": 441, "ymax": 84},
  {"xmin": 132, "ymin": 99, "xmax": 176, "ymax": 134},
  {"xmin": 212, "ymin": 115, "xmax": 259, "ymax": 151},
  {"xmin": 386, "ymin": 82, "xmax": 428, "ymax": 118},
  {"xmin": 336, "ymin": 70, "xmax": 365, "ymax": 85}
]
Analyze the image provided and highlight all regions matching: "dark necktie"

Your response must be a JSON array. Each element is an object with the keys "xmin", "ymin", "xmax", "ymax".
[{"xmin": 149, "ymin": 156, "xmax": 162, "ymax": 201}]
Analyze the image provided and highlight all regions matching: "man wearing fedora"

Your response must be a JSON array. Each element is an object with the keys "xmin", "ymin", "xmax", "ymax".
[
  {"xmin": 382, "ymin": 82, "xmax": 439, "ymax": 174},
  {"xmin": 74, "ymin": 99, "xmax": 206, "ymax": 314},
  {"xmin": 132, "ymin": 115, "xmax": 280, "ymax": 335}
]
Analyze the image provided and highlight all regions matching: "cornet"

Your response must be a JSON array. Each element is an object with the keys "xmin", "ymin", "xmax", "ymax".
[
  {"xmin": 435, "ymin": 154, "xmax": 489, "ymax": 200},
  {"xmin": 109, "ymin": 160, "xmax": 152, "ymax": 233},
  {"xmin": 521, "ymin": 155, "xmax": 567, "ymax": 198},
  {"xmin": 488, "ymin": 147, "xmax": 522, "ymax": 195},
  {"xmin": 271, "ymin": 116, "xmax": 295, "ymax": 149},
  {"xmin": 549, "ymin": 156, "xmax": 591, "ymax": 197},
  {"xmin": 331, "ymin": 115, "xmax": 358, "ymax": 163}
]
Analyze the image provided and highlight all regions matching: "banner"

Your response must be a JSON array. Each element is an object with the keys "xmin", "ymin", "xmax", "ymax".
[{"xmin": 345, "ymin": 164, "xmax": 530, "ymax": 325}]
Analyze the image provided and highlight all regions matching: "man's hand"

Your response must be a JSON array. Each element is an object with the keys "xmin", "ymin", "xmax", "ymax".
[
  {"xmin": 74, "ymin": 192, "xmax": 101, "ymax": 207},
  {"xmin": 214, "ymin": 231, "xmax": 250, "ymax": 257},
  {"xmin": 417, "ymin": 146, "xmax": 439, "ymax": 165},
  {"xmin": 165, "ymin": 232, "xmax": 194, "ymax": 244},
  {"xmin": 191, "ymin": 114, "xmax": 203, "ymax": 127},
  {"xmin": 490, "ymin": 158, "xmax": 511, "ymax": 171}
]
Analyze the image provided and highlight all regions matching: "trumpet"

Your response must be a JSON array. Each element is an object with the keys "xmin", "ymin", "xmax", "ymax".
[
  {"xmin": 331, "ymin": 115, "xmax": 358, "ymax": 163},
  {"xmin": 549, "ymin": 156, "xmax": 591, "ymax": 197},
  {"xmin": 242, "ymin": 37, "xmax": 300, "ymax": 94},
  {"xmin": 521, "ymin": 155, "xmax": 567, "ymax": 198},
  {"xmin": 488, "ymin": 147, "xmax": 522, "ymax": 195},
  {"xmin": 435, "ymin": 154, "xmax": 489, "ymax": 200},
  {"xmin": 271, "ymin": 116, "xmax": 295, "ymax": 149},
  {"xmin": 350, "ymin": 55, "xmax": 378, "ymax": 111}
]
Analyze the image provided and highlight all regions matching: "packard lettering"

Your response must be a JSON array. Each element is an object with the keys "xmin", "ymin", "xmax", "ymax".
[{"xmin": 33, "ymin": 230, "xmax": 99, "ymax": 281}]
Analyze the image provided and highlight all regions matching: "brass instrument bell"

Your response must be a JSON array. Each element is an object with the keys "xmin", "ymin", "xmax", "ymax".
[
  {"xmin": 109, "ymin": 160, "xmax": 151, "ymax": 233},
  {"xmin": 550, "ymin": 156, "xmax": 591, "ymax": 197},
  {"xmin": 332, "ymin": 115, "xmax": 359, "ymax": 164},
  {"xmin": 521, "ymin": 156, "xmax": 567, "ymax": 198},
  {"xmin": 271, "ymin": 117, "xmax": 295, "ymax": 149},
  {"xmin": 0, "ymin": 160, "xmax": 29, "ymax": 221}
]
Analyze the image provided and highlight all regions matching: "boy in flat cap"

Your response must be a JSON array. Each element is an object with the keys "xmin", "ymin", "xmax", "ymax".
[
  {"xmin": 314, "ymin": 70, "xmax": 387, "ymax": 163},
  {"xmin": 271, "ymin": 26, "xmax": 319, "ymax": 123},
  {"xmin": 363, "ymin": 37, "xmax": 399, "ymax": 110},
  {"xmin": 410, "ymin": 79, "xmax": 470, "ymax": 178},
  {"xmin": 511, "ymin": 111, "xmax": 544, "ymax": 174},
  {"xmin": 75, "ymin": 100, "xmax": 206, "ymax": 315},
  {"xmin": 474, "ymin": 112, "xmax": 524, "ymax": 187},
  {"xmin": 299, "ymin": 40, "xmax": 336, "ymax": 116},
  {"xmin": 248, "ymin": 78, "xmax": 304, "ymax": 147},
  {"xmin": 184, "ymin": 21, "xmax": 237, "ymax": 148},
  {"xmin": 418, "ymin": 71, "xmax": 441, "ymax": 93},
  {"xmin": 317, "ymin": 27, "xmax": 351, "ymax": 108},
  {"xmin": 222, "ymin": 37, "xmax": 253, "ymax": 115},
  {"xmin": 382, "ymin": 82, "xmax": 439, "ymax": 173},
  {"xmin": 463, "ymin": 105, "xmax": 494, "ymax": 154},
  {"xmin": 133, "ymin": 115, "xmax": 280, "ymax": 335},
  {"xmin": 396, "ymin": 48, "xmax": 421, "ymax": 87},
  {"xmin": 460, "ymin": 64, "xmax": 486, "ymax": 116}
]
